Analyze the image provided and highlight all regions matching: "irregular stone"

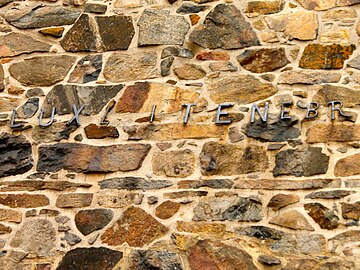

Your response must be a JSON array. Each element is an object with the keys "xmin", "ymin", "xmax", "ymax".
[
  {"xmin": 75, "ymin": 209, "xmax": 113, "ymax": 235},
  {"xmin": 235, "ymin": 178, "xmax": 341, "ymax": 190},
  {"xmin": 84, "ymin": 3, "xmax": 107, "ymax": 14},
  {"xmin": 330, "ymin": 230, "xmax": 360, "ymax": 243},
  {"xmin": 161, "ymin": 56, "xmax": 174, "ymax": 76},
  {"xmin": 161, "ymin": 46, "xmax": 194, "ymax": 59},
  {"xmin": 0, "ymin": 180, "xmax": 91, "ymax": 192},
  {"xmin": 307, "ymin": 123, "xmax": 360, "ymax": 143},
  {"xmin": 342, "ymin": 202, "xmax": 360, "ymax": 220},
  {"xmin": 245, "ymin": 0, "xmax": 285, "ymax": 16},
  {"xmin": 335, "ymin": 153, "xmax": 360, "ymax": 177},
  {"xmin": 305, "ymin": 203, "xmax": 339, "ymax": 229},
  {"xmin": 104, "ymin": 51, "xmax": 158, "ymax": 82},
  {"xmin": 279, "ymin": 70, "xmax": 341, "ymax": 84},
  {"xmin": 196, "ymin": 51, "xmax": 230, "ymax": 61},
  {"xmin": 193, "ymin": 196, "xmax": 262, "ymax": 221},
  {"xmin": 9, "ymin": 55, "xmax": 76, "ymax": 86},
  {"xmin": 306, "ymin": 190, "xmax": 354, "ymax": 199},
  {"xmin": 155, "ymin": 201, "xmax": 181, "ymax": 219},
  {"xmin": 319, "ymin": 29, "xmax": 350, "ymax": 44},
  {"xmin": 0, "ymin": 97, "xmax": 20, "ymax": 112},
  {"xmin": 347, "ymin": 55, "xmax": 360, "ymax": 69},
  {"xmin": 236, "ymin": 225, "xmax": 284, "ymax": 240},
  {"xmin": 265, "ymin": 11, "xmax": 318, "ymax": 40},
  {"xmin": 178, "ymin": 179, "xmax": 233, "ymax": 189},
  {"xmin": 207, "ymin": 74, "xmax": 278, "ymax": 104},
  {"xmin": 323, "ymin": 8, "xmax": 357, "ymax": 21},
  {"xmin": 10, "ymin": 219, "xmax": 56, "ymax": 256},
  {"xmin": 237, "ymin": 48, "xmax": 289, "ymax": 73},
  {"xmin": 42, "ymin": 84, "xmax": 123, "ymax": 116},
  {"xmin": 128, "ymin": 250, "xmax": 183, "ymax": 270},
  {"xmin": 152, "ymin": 150, "xmax": 195, "ymax": 177},
  {"xmin": 268, "ymin": 194, "xmax": 299, "ymax": 211},
  {"xmin": 56, "ymin": 247, "xmax": 123, "ymax": 270},
  {"xmin": 209, "ymin": 61, "xmax": 237, "ymax": 72},
  {"xmin": 173, "ymin": 64, "xmax": 206, "ymax": 80},
  {"xmin": 0, "ymin": 194, "xmax": 49, "ymax": 208},
  {"xmin": 271, "ymin": 233, "xmax": 325, "ymax": 254},
  {"xmin": 68, "ymin": 55, "xmax": 102, "ymax": 83},
  {"xmin": 115, "ymin": 82, "xmax": 200, "ymax": 114},
  {"xmin": 177, "ymin": 3, "xmax": 209, "ymax": 14},
  {"xmin": 0, "ymin": 0, "xmax": 14, "ymax": 7},
  {"xmin": 63, "ymin": 231, "xmax": 81, "ymax": 246},
  {"xmin": 313, "ymin": 84, "xmax": 360, "ymax": 108},
  {"xmin": 297, "ymin": 0, "xmax": 360, "ymax": 10},
  {"xmin": 99, "ymin": 177, "xmax": 173, "ymax": 191},
  {"xmin": 138, "ymin": 9, "xmax": 189, "ymax": 46},
  {"xmin": 16, "ymin": 97, "xmax": 39, "ymax": 119},
  {"xmin": 177, "ymin": 221, "xmax": 228, "ymax": 237},
  {"xmin": 0, "ymin": 209, "xmax": 22, "ymax": 223},
  {"xmin": 96, "ymin": 15, "xmax": 135, "ymax": 51},
  {"xmin": 188, "ymin": 239, "xmax": 258, "ymax": 270},
  {"xmin": 32, "ymin": 122, "xmax": 78, "ymax": 144},
  {"xmin": 84, "ymin": 124, "xmax": 119, "ymax": 139},
  {"xmin": 200, "ymin": 142, "xmax": 269, "ymax": 176},
  {"xmin": 299, "ymin": 44, "xmax": 355, "ymax": 69},
  {"xmin": 96, "ymin": 192, "xmax": 143, "ymax": 208},
  {"xmin": 0, "ymin": 32, "xmax": 51, "ymax": 58},
  {"xmin": 0, "ymin": 65, "xmax": 3, "ymax": 91},
  {"xmin": 101, "ymin": 206, "xmax": 168, "ymax": 247},
  {"xmin": 124, "ymin": 123, "xmax": 227, "ymax": 140},
  {"xmin": 273, "ymin": 147, "xmax": 329, "ymax": 177},
  {"xmin": 56, "ymin": 193, "xmax": 93, "ymax": 208},
  {"xmin": 243, "ymin": 114, "xmax": 300, "ymax": 142},
  {"xmin": 190, "ymin": 4, "xmax": 260, "ymax": 49},
  {"xmin": 26, "ymin": 88, "xmax": 44, "ymax": 98},
  {"xmin": 3, "ymin": 5, "xmax": 80, "ymax": 29},
  {"xmin": 270, "ymin": 210, "xmax": 314, "ymax": 230},
  {"xmin": 38, "ymin": 27, "xmax": 65, "ymax": 38},
  {"xmin": 0, "ymin": 224, "xmax": 12, "ymax": 235},
  {"xmin": 257, "ymin": 255, "xmax": 281, "ymax": 266},
  {"xmin": 281, "ymin": 259, "xmax": 319, "ymax": 270},
  {"xmin": 165, "ymin": 190, "xmax": 208, "ymax": 199}
]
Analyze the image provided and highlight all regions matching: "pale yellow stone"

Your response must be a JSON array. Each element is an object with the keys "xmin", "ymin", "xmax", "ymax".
[
  {"xmin": 260, "ymin": 31, "xmax": 279, "ymax": 43},
  {"xmin": 319, "ymin": 29, "xmax": 350, "ymax": 44}
]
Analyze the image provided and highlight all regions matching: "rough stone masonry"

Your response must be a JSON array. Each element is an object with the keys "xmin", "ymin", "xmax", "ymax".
[{"xmin": 0, "ymin": 0, "xmax": 360, "ymax": 269}]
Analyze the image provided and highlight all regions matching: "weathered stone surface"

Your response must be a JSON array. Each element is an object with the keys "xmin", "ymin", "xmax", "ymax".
[
  {"xmin": 313, "ymin": 85, "xmax": 360, "ymax": 108},
  {"xmin": 0, "ymin": 133, "xmax": 33, "ymax": 178},
  {"xmin": 174, "ymin": 64, "xmax": 206, "ymax": 80},
  {"xmin": 178, "ymin": 179, "xmax": 234, "ymax": 189},
  {"xmin": 270, "ymin": 210, "xmax": 314, "ymax": 231},
  {"xmin": 38, "ymin": 143, "xmax": 150, "ymax": 173},
  {"xmin": 0, "ymin": 180, "xmax": 91, "ymax": 192},
  {"xmin": 236, "ymin": 225, "xmax": 284, "ymax": 240},
  {"xmin": 258, "ymin": 255, "xmax": 281, "ymax": 266},
  {"xmin": 188, "ymin": 239, "xmax": 258, "ymax": 270},
  {"xmin": 0, "ymin": 97, "xmax": 21, "ymax": 112},
  {"xmin": 3, "ymin": 5, "xmax": 80, "ymax": 29},
  {"xmin": 342, "ymin": 202, "xmax": 360, "ymax": 220},
  {"xmin": 0, "ymin": 194, "xmax": 49, "ymax": 208},
  {"xmin": 138, "ymin": 9, "xmax": 189, "ymax": 46},
  {"xmin": 243, "ymin": 114, "xmax": 300, "ymax": 142},
  {"xmin": 281, "ymin": 259, "xmax": 319, "ymax": 270},
  {"xmin": 115, "ymin": 82, "xmax": 200, "ymax": 114},
  {"xmin": 347, "ymin": 55, "xmax": 360, "ymax": 70},
  {"xmin": 155, "ymin": 200, "xmax": 181, "ymax": 219},
  {"xmin": 306, "ymin": 123, "xmax": 360, "ymax": 143},
  {"xmin": 0, "ymin": 32, "xmax": 51, "ymax": 58},
  {"xmin": 273, "ymin": 147, "xmax": 329, "ymax": 177},
  {"xmin": 209, "ymin": 61, "xmax": 238, "ymax": 71},
  {"xmin": 153, "ymin": 150, "xmax": 195, "ymax": 178},
  {"xmin": 161, "ymin": 56, "xmax": 174, "ymax": 76},
  {"xmin": 42, "ymin": 84, "xmax": 123, "ymax": 116},
  {"xmin": 0, "ymin": 223, "xmax": 11, "ymax": 234},
  {"xmin": 190, "ymin": 4, "xmax": 260, "ymax": 49},
  {"xmin": 84, "ymin": 124, "xmax": 119, "ymax": 139},
  {"xmin": 10, "ymin": 219, "xmax": 56, "ymax": 256},
  {"xmin": 56, "ymin": 247, "xmax": 123, "ymax": 270},
  {"xmin": 177, "ymin": 3, "xmax": 209, "ymax": 13},
  {"xmin": 99, "ymin": 177, "xmax": 173, "ymax": 191},
  {"xmin": 305, "ymin": 203, "xmax": 339, "ymax": 230},
  {"xmin": 0, "ymin": 0, "xmax": 14, "ymax": 7},
  {"xmin": 200, "ymin": 142, "xmax": 269, "ymax": 176},
  {"xmin": 56, "ymin": 193, "xmax": 93, "ymax": 208},
  {"xmin": 335, "ymin": 153, "xmax": 360, "ymax": 177},
  {"xmin": 39, "ymin": 27, "xmax": 64, "ymax": 38},
  {"xmin": 271, "ymin": 233, "xmax": 325, "ymax": 254},
  {"xmin": 101, "ymin": 206, "xmax": 168, "ymax": 247},
  {"xmin": 297, "ymin": 0, "xmax": 360, "ymax": 10},
  {"xmin": 84, "ymin": 3, "xmax": 107, "ymax": 14},
  {"xmin": 161, "ymin": 46, "xmax": 194, "ymax": 59},
  {"xmin": 124, "ymin": 123, "xmax": 227, "ymax": 140},
  {"xmin": 193, "ymin": 197, "xmax": 262, "ymax": 221},
  {"xmin": 299, "ymin": 44, "xmax": 355, "ymax": 69},
  {"xmin": 96, "ymin": 192, "xmax": 143, "ymax": 208},
  {"xmin": 196, "ymin": 51, "xmax": 229, "ymax": 61},
  {"xmin": 32, "ymin": 122, "xmax": 78, "ymax": 144},
  {"xmin": 245, "ymin": 0, "xmax": 284, "ymax": 17},
  {"xmin": 0, "ymin": 209, "xmax": 22, "ymax": 223},
  {"xmin": 60, "ymin": 14, "xmax": 97, "ymax": 52},
  {"xmin": 9, "ymin": 55, "xmax": 76, "ymax": 87},
  {"xmin": 207, "ymin": 74, "xmax": 278, "ymax": 104},
  {"xmin": 306, "ymin": 190, "xmax": 354, "ymax": 199},
  {"xmin": 237, "ymin": 48, "xmax": 289, "ymax": 73},
  {"xmin": 96, "ymin": 15, "xmax": 135, "ymax": 51},
  {"xmin": 75, "ymin": 209, "xmax": 113, "ymax": 235},
  {"xmin": 177, "ymin": 221, "xmax": 228, "ymax": 237},
  {"xmin": 62, "ymin": 231, "xmax": 81, "ymax": 246},
  {"xmin": 278, "ymin": 70, "xmax": 341, "ymax": 84},
  {"xmin": 68, "ymin": 55, "xmax": 102, "ymax": 84},
  {"xmin": 128, "ymin": 250, "xmax": 183, "ymax": 270},
  {"xmin": 330, "ymin": 230, "xmax": 360, "ymax": 243},
  {"xmin": 165, "ymin": 190, "xmax": 208, "ymax": 199},
  {"xmin": 104, "ymin": 51, "xmax": 158, "ymax": 82},
  {"xmin": 268, "ymin": 194, "xmax": 299, "ymax": 211},
  {"xmin": 16, "ymin": 97, "xmax": 38, "ymax": 119},
  {"xmin": 265, "ymin": 11, "xmax": 318, "ymax": 40}
]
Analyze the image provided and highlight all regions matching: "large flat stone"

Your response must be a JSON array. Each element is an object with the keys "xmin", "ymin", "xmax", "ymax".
[
  {"xmin": 313, "ymin": 84, "xmax": 360, "ymax": 107},
  {"xmin": 99, "ymin": 177, "xmax": 173, "ymax": 191},
  {"xmin": 335, "ymin": 153, "xmax": 360, "ymax": 177},
  {"xmin": 306, "ymin": 123, "xmax": 360, "ymax": 143},
  {"xmin": 278, "ymin": 70, "xmax": 341, "ymax": 84},
  {"xmin": 270, "ymin": 210, "xmax": 314, "ymax": 230},
  {"xmin": 152, "ymin": 150, "xmax": 195, "ymax": 177}
]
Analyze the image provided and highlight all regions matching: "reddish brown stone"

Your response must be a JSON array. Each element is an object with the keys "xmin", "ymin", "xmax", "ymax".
[
  {"xmin": 155, "ymin": 201, "xmax": 181, "ymax": 219},
  {"xmin": 268, "ymin": 194, "xmax": 299, "ymax": 211},
  {"xmin": 75, "ymin": 209, "xmax": 113, "ymax": 235},
  {"xmin": 189, "ymin": 14, "xmax": 200, "ymax": 25},
  {"xmin": 84, "ymin": 124, "xmax": 119, "ymax": 139},
  {"xmin": 304, "ymin": 203, "xmax": 339, "ymax": 230},
  {"xmin": 39, "ymin": 27, "xmax": 65, "ymax": 38},
  {"xmin": 196, "ymin": 51, "xmax": 230, "ymax": 61},
  {"xmin": 342, "ymin": 202, "xmax": 360, "ymax": 220},
  {"xmin": 335, "ymin": 153, "xmax": 360, "ymax": 177},
  {"xmin": 56, "ymin": 193, "xmax": 93, "ymax": 208},
  {"xmin": 0, "ymin": 194, "xmax": 49, "ymax": 208},
  {"xmin": 245, "ymin": 0, "xmax": 285, "ymax": 16},
  {"xmin": 101, "ymin": 207, "xmax": 168, "ymax": 247}
]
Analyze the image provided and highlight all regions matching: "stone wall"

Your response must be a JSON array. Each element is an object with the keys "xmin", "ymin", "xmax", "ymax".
[{"xmin": 0, "ymin": 0, "xmax": 360, "ymax": 269}]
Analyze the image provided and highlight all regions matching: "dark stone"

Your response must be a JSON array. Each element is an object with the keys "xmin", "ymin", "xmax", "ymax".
[
  {"xmin": 243, "ymin": 114, "xmax": 300, "ymax": 142},
  {"xmin": 42, "ymin": 84, "xmax": 123, "ymax": 117},
  {"xmin": 341, "ymin": 202, "xmax": 360, "ymax": 220},
  {"xmin": 62, "ymin": 232, "xmax": 81, "ymax": 246},
  {"xmin": 3, "ymin": 5, "xmax": 80, "ymax": 29},
  {"xmin": 189, "ymin": 4, "xmax": 260, "ymax": 49},
  {"xmin": 84, "ymin": 3, "xmax": 107, "ymax": 14},
  {"xmin": 176, "ymin": 3, "xmax": 209, "ymax": 14},
  {"xmin": 16, "ymin": 98, "xmax": 39, "ymax": 118},
  {"xmin": 129, "ymin": 250, "xmax": 183, "ymax": 270},
  {"xmin": 235, "ymin": 225, "xmax": 284, "ymax": 240},
  {"xmin": 99, "ymin": 177, "xmax": 173, "ymax": 191},
  {"xmin": 178, "ymin": 179, "xmax": 234, "ymax": 189},
  {"xmin": 32, "ymin": 122, "xmax": 78, "ymax": 144},
  {"xmin": 161, "ymin": 57, "xmax": 174, "ymax": 76},
  {"xmin": 161, "ymin": 47, "xmax": 194, "ymax": 59},
  {"xmin": 273, "ymin": 147, "xmax": 329, "ymax": 177},
  {"xmin": 305, "ymin": 203, "xmax": 339, "ymax": 230},
  {"xmin": 96, "ymin": 15, "xmax": 135, "ymax": 51},
  {"xmin": 0, "ymin": 133, "xmax": 33, "ymax": 178},
  {"xmin": 257, "ymin": 255, "xmax": 281, "ymax": 266},
  {"xmin": 68, "ymin": 55, "xmax": 102, "ymax": 83},
  {"xmin": 84, "ymin": 124, "xmax": 119, "ymax": 139},
  {"xmin": 56, "ymin": 247, "xmax": 123, "ymax": 270},
  {"xmin": 75, "ymin": 209, "xmax": 113, "ymax": 236},
  {"xmin": 305, "ymin": 190, "xmax": 354, "ymax": 199},
  {"xmin": 26, "ymin": 88, "xmax": 44, "ymax": 98},
  {"xmin": 60, "ymin": 14, "xmax": 97, "ymax": 52}
]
